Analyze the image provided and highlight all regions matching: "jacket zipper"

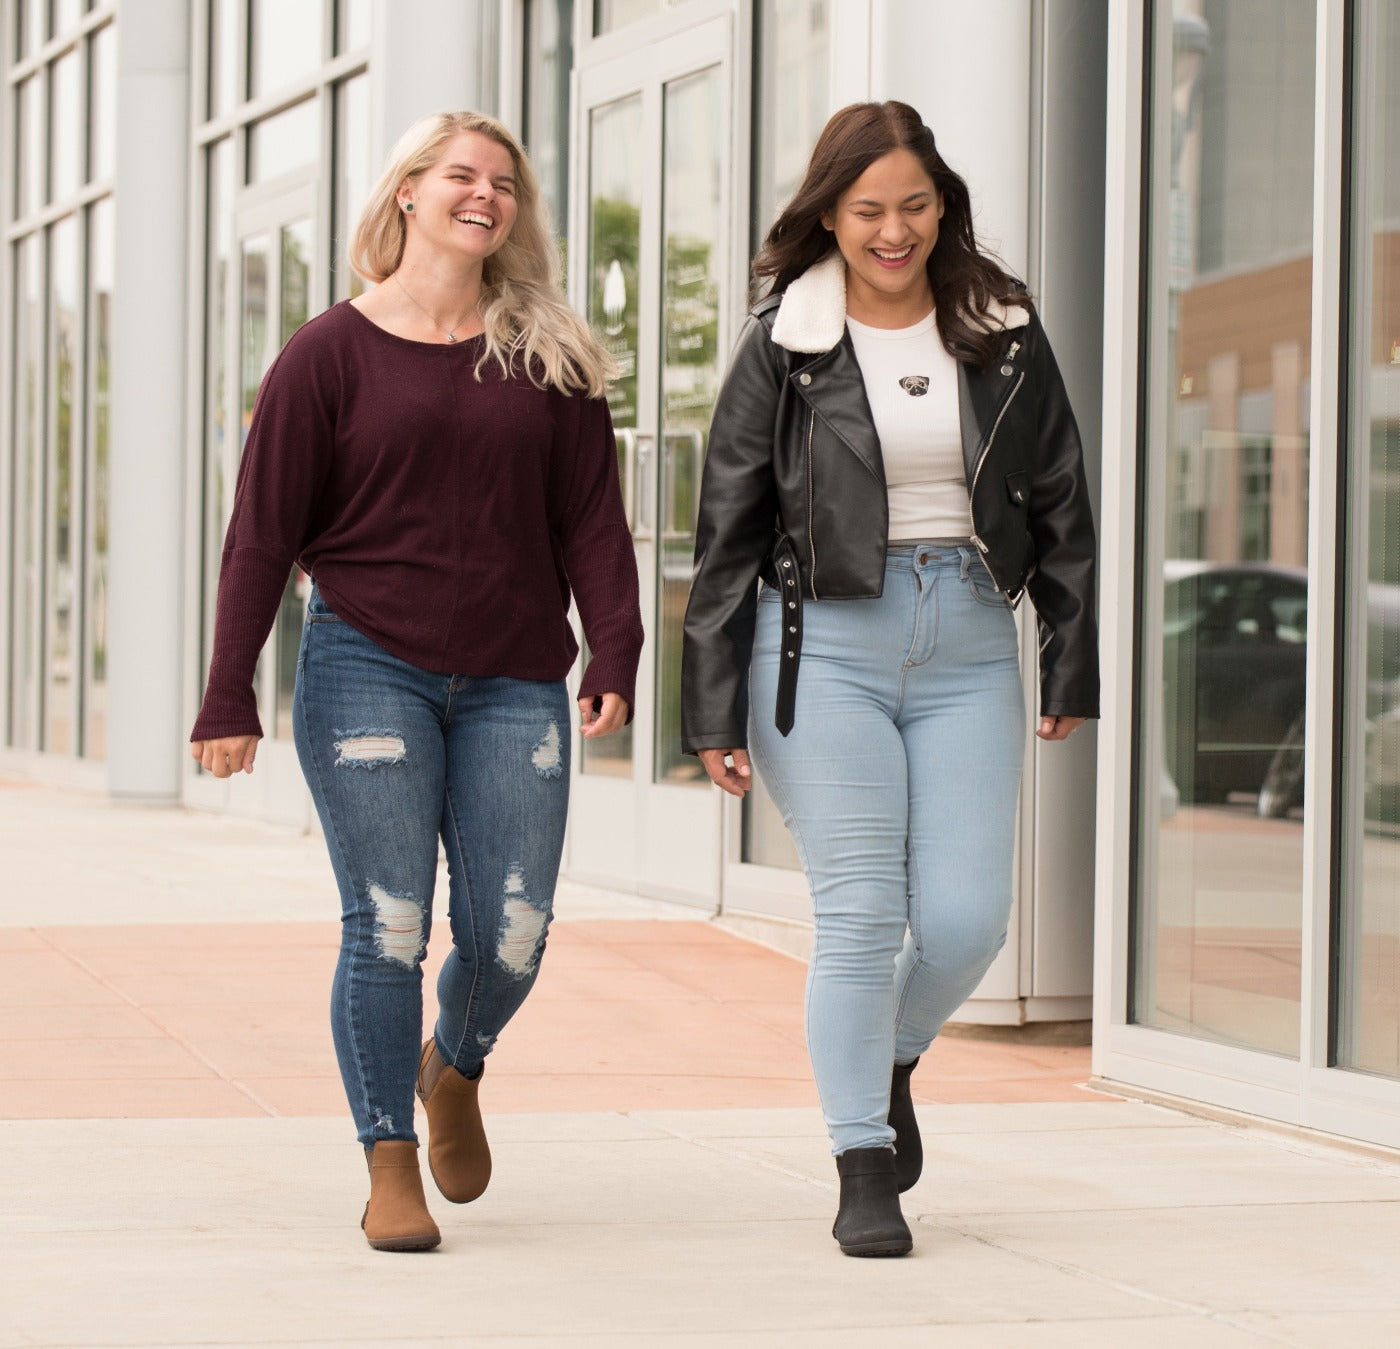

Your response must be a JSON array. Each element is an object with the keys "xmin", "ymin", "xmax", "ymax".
[
  {"xmin": 805, "ymin": 409, "xmax": 819, "ymax": 599},
  {"xmin": 968, "ymin": 370, "xmax": 1026, "ymax": 584}
]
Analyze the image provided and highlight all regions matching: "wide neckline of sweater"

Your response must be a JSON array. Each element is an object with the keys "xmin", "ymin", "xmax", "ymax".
[{"xmin": 339, "ymin": 297, "xmax": 488, "ymax": 353}]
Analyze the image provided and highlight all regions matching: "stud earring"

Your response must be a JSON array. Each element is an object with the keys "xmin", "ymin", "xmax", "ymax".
[{"xmin": 403, "ymin": 202, "xmax": 414, "ymax": 213}]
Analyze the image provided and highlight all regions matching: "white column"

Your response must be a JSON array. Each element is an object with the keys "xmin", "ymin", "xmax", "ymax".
[
  {"xmin": 370, "ymin": 0, "xmax": 490, "ymax": 165},
  {"xmin": 871, "ymin": 0, "xmax": 1033, "ymax": 277},
  {"xmin": 106, "ymin": 0, "xmax": 190, "ymax": 802}
]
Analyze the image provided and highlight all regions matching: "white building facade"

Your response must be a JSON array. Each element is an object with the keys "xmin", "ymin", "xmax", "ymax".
[{"xmin": 2, "ymin": 0, "xmax": 1396, "ymax": 1149}]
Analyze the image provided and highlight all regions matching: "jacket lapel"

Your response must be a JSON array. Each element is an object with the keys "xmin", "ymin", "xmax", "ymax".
[{"xmin": 794, "ymin": 337, "xmax": 884, "ymax": 483}]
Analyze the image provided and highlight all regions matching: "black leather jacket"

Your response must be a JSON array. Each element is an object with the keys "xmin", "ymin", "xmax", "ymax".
[{"xmin": 680, "ymin": 264, "xmax": 1099, "ymax": 753}]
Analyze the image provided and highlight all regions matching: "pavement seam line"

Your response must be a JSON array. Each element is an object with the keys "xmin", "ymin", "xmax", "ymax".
[
  {"xmin": 627, "ymin": 1112, "xmax": 842, "ymax": 1192},
  {"xmin": 930, "ymin": 1216, "xmax": 1306, "ymax": 1346},
  {"xmin": 31, "ymin": 929, "xmax": 279, "ymax": 1117}
]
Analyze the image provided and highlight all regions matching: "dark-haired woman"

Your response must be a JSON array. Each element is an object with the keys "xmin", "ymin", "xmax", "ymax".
[{"xmin": 681, "ymin": 102, "xmax": 1097, "ymax": 1257}]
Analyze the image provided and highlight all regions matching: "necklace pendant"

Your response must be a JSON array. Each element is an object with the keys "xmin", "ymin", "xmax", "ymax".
[{"xmin": 445, "ymin": 332, "xmax": 457, "ymax": 343}]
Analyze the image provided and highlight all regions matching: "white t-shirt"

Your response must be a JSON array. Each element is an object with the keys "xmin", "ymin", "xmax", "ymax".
[{"xmin": 845, "ymin": 311, "xmax": 971, "ymax": 541}]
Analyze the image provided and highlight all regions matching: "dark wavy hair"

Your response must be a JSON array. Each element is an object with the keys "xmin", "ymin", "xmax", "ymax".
[{"xmin": 753, "ymin": 101, "xmax": 1029, "ymax": 369}]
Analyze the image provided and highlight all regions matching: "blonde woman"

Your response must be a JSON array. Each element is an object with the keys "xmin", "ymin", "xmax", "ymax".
[{"xmin": 190, "ymin": 112, "xmax": 643, "ymax": 1251}]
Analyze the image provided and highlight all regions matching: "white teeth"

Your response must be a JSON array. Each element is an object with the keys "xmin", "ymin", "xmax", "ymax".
[
  {"xmin": 872, "ymin": 246, "xmax": 913, "ymax": 260},
  {"xmin": 454, "ymin": 212, "xmax": 493, "ymax": 229}
]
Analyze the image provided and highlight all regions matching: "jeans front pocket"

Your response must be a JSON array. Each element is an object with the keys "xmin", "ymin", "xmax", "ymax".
[{"xmin": 968, "ymin": 573, "xmax": 1010, "ymax": 609}]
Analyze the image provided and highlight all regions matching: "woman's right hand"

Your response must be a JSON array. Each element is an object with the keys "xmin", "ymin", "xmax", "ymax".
[
  {"xmin": 698, "ymin": 748, "xmax": 753, "ymax": 798},
  {"xmin": 190, "ymin": 735, "xmax": 261, "ymax": 779}
]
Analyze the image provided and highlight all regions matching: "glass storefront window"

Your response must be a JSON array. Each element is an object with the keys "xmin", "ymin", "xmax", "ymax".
[
  {"xmin": 249, "ymin": 0, "xmax": 323, "ymax": 98},
  {"xmin": 209, "ymin": 0, "xmax": 243, "ymax": 117},
  {"xmin": 337, "ymin": 0, "xmax": 369, "ymax": 51},
  {"xmin": 1337, "ymin": 1, "xmax": 1400, "ymax": 1079},
  {"xmin": 17, "ymin": 75, "xmax": 44, "ymax": 220},
  {"xmin": 333, "ymin": 73, "xmax": 370, "ymax": 299},
  {"xmin": 654, "ymin": 65, "xmax": 722, "ymax": 786},
  {"xmin": 594, "ymin": 0, "xmax": 673, "ymax": 35},
  {"xmin": 51, "ymin": 47, "xmax": 82, "ymax": 202},
  {"xmin": 274, "ymin": 218, "xmax": 314, "ymax": 740},
  {"xmin": 751, "ymin": 0, "xmax": 828, "ymax": 254},
  {"xmin": 247, "ymin": 98, "xmax": 319, "ymax": 182},
  {"xmin": 47, "ymin": 214, "xmax": 81, "ymax": 755},
  {"xmin": 523, "ymin": 0, "xmax": 574, "ymax": 244},
  {"xmin": 23, "ymin": 0, "xmax": 48, "ymax": 54},
  {"xmin": 85, "ymin": 198, "xmax": 113, "ymax": 758},
  {"xmin": 202, "ymin": 138, "xmax": 235, "ymax": 693},
  {"xmin": 10, "ymin": 236, "xmax": 45, "ymax": 748},
  {"xmin": 1133, "ymin": 0, "xmax": 1317, "ymax": 1056},
  {"xmin": 91, "ymin": 23, "xmax": 115, "ymax": 181},
  {"xmin": 741, "ymin": 0, "xmax": 828, "ymax": 866},
  {"xmin": 580, "ymin": 94, "xmax": 642, "ymax": 776}
]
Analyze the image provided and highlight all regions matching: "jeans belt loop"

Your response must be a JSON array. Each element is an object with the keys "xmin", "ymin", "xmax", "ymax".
[{"xmin": 773, "ymin": 535, "xmax": 803, "ymax": 737}]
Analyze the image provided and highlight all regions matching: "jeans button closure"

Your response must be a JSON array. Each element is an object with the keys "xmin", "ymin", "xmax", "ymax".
[{"xmin": 917, "ymin": 551, "xmax": 930, "ymax": 565}]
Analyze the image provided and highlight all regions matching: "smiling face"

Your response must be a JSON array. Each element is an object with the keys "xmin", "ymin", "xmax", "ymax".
[
  {"xmin": 398, "ymin": 129, "xmax": 519, "ymax": 269},
  {"xmin": 820, "ymin": 147, "xmax": 943, "ymax": 326}
]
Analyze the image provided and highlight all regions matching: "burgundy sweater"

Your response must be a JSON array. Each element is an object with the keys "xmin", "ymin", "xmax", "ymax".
[{"xmin": 191, "ymin": 301, "xmax": 643, "ymax": 742}]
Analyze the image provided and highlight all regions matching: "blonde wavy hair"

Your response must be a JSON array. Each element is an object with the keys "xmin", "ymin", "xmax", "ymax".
[{"xmin": 351, "ymin": 111, "xmax": 614, "ymax": 397}]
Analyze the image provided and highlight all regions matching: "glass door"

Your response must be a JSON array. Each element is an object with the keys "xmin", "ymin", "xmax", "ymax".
[
  {"xmin": 193, "ymin": 179, "xmax": 319, "ymax": 817},
  {"xmin": 566, "ymin": 16, "xmax": 733, "ymax": 905}
]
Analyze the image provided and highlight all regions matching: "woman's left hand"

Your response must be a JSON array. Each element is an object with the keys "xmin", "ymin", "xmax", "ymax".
[
  {"xmin": 1036, "ymin": 716, "xmax": 1085, "ymax": 742},
  {"xmin": 579, "ymin": 692, "xmax": 629, "ymax": 739}
]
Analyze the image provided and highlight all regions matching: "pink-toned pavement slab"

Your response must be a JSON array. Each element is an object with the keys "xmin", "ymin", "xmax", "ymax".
[{"xmin": 0, "ymin": 919, "xmax": 1098, "ymax": 1121}]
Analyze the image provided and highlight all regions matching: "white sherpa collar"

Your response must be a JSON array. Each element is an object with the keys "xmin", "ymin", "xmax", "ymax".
[{"xmin": 769, "ymin": 249, "xmax": 1031, "ymax": 354}]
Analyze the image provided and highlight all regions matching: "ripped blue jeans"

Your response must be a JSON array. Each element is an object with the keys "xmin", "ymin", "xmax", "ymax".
[{"xmin": 293, "ymin": 585, "xmax": 570, "ymax": 1146}]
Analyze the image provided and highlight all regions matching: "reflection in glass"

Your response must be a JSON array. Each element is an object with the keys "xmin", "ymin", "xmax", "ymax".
[
  {"xmin": 23, "ymin": 0, "xmax": 48, "ymax": 54},
  {"xmin": 1338, "ymin": 2, "xmax": 1400, "ymax": 1079},
  {"xmin": 594, "ymin": 0, "xmax": 670, "ymax": 34},
  {"xmin": 274, "ymin": 219, "xmax": 315, "ymax": 739},
  {"xmin": 47, "ymin": 216, "xmax": 82, "ymax": 755},
  {"xmin": 240, "ymin": 231, "xmax": 272, "ymax": 719},
  {"xmin": 524, "ymin": 0, "xmax": 574, "ymax": 245},
  {"xmin": 250, "ymin": 0, "xmax": 323, "ymax": 97},
  {"xmin": 580, "ymin": 95, "xmax": 643, "ymax": 776},
  {"xmin": 334, "ymin": 74, "xmax": 370, "ymax": 299},
  {"xmin": 202, "ymin": 139, "xmax": 235, "ymax": 694},
  {"xmin": 10, "ymin": 238, "xmax": 44, "ymax": 748},
  {"xmin": 85, "ymin": 199, "xmax": 114, "ymax": 758},
  {"xmin": 52, "ymin": 49, "xmax": 82, "ymax": 202},
  {"xmin": 209, "ymin": 0, "xmax": 243, "ymax": 117},
  {"xmin": 338, "ymin": 0, "xmax": 370, "ymax": 50},
  {"xmin": 743, "ymin": 0, "xmax": 829, "ymax": 862},
  {"xmin": 247, "ymin": 98, "xmax": 320, "ymax": 182},
  {"xmin": 18, "ymin": 76, "xmax": 43, "ymax": 220},
  {"xmin": 752, "ymin": 0, "xmax": 829, "ymax": 254},
  {"xmin": 1134, "ymin": 0, "xmax": 1316, "ymax": 1056},
  {"xmin": 240, "ymin": 234, "xmax": 271, "ymax": 458},
  {"xmin": 92, "ymin": 23, "xmax": 116, "ymax": 181},
  {"xmin": 655, "ymin": 67, "xmax": 722, "ymax": 785}
]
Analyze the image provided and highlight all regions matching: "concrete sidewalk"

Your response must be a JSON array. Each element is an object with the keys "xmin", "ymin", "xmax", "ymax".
[{"xmin": 3, "ymin": 779, "xmax": 1400, "ymax": 1347}]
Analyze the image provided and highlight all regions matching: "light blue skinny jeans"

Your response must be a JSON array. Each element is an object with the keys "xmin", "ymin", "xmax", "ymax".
[
  {"xmin": 293, "ymin": 585, "xmax": 571, "ymax": 1146},
  {"xmin": 750, "ymin": 544, "xmax": 1026, "ymax": 1155}
]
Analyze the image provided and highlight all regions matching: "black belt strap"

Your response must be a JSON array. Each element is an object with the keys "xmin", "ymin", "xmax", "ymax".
[{"xmin": 773, "ymin": 535, "xmax": 803, "ymax": 736}]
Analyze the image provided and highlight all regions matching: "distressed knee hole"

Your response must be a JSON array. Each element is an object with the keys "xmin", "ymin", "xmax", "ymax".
[
  {"xmin": 530, "ymin": 721, "xmax": 563, "ymax": 779},
  {"xmin": 335, "ymin": 730, "xmax": 406, "ymax": 768},
  {"xmin": 496, "ymin": 869, "xmax": 549, "ymax": 976},
  {"xmin": 369, "ymin": 884, "xmax": 425, "ymax": 968}
]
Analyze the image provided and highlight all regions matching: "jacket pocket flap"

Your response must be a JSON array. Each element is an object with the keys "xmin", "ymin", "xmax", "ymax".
[{"xmin": 1005, "ymin": 471, "xmax": 1030, "ymax": 507}]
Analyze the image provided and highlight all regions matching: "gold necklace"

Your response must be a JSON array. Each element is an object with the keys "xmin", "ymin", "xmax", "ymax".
[{"xmin": 392, "ymin": 273, "xmax": 474, "ymax": 344}]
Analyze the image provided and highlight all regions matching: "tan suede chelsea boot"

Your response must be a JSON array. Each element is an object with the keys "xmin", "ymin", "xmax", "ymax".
[
  {"xmin": 361, "ymin": 1139, "xmax": 440, "ymax": 1252},
  {"xmin": 417, "ymin": 1038, "xmax": 492, "ymax": 1203}
]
